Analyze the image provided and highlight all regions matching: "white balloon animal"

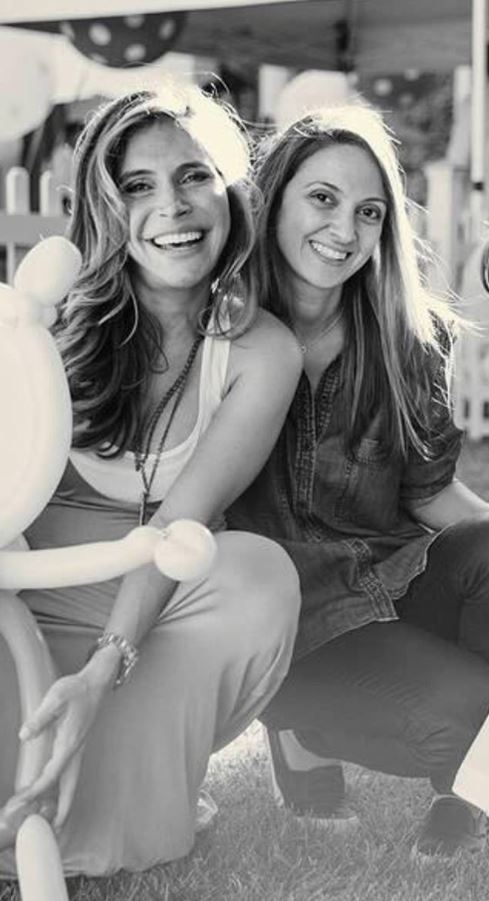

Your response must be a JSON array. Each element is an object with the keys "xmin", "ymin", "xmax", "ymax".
[{"xmin": 0, "ymin": 237, "xmax": 216, "ymax": 901}]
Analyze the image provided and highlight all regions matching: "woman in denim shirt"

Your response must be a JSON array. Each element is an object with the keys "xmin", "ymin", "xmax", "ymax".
[{"xmin": 228, "ymin": 104, "xmax": 489, "ymax": 858}]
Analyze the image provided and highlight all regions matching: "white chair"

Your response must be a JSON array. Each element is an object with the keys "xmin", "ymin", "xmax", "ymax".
[{"xmin": 0, "ymin": 237, "xmax": 216, "ymax": 901}]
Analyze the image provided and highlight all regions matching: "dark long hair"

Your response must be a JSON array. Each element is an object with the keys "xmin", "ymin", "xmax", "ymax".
[
  {"xmin": 253, "ymin": 104, "xmax": 458, "ymax": 458},
  {"xmin": 58, "ymin": 83, "xmax": 257, "ymax": 455}
]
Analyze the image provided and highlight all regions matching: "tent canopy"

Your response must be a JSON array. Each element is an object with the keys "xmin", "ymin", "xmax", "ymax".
[{"xmin": 0, "ymin": 0, "xmax": 475, "ymax": 74}]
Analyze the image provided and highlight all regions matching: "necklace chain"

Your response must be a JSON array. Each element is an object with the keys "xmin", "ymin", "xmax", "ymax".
[
  {"xmin": 134, "ymin": 334, "xmax": 202, "ymax": 525},
  {"xmin": 294, "ymin": 308, "xmax": 343, "ymax": 355}
]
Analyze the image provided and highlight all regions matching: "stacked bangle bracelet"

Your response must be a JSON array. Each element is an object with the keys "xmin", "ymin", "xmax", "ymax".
[{"xmin": 87, "ymin": 631, "xmax": 139, "ymax": 687}]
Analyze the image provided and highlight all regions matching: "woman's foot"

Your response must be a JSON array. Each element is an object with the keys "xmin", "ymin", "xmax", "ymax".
[
  {"xmin": 265, "ymin": 728, "xmax": 359, "ymax": 827},
  {"xmin": 413, "ymin": 796, "xmax": 487, "ymax": 858}
]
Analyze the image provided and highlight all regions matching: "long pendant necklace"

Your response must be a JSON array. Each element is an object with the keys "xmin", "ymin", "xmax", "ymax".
[
  {"xmin": 294, "ymin": 307, "xmax": 343, "ymax": 355},
  {"xmin": 134, "ymin": 334, "xmax": 202, "ymax": 525}
]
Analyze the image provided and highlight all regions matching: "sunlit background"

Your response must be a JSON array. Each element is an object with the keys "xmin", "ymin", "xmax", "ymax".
[{"xmin": 0, "ymin": 0, "xmax": 488, "ymax": 439}]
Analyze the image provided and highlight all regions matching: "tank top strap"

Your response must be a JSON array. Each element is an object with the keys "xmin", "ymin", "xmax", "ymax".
[{"xmin": 198, "ymin": 309, "xmax": 231, "ymax": 427}]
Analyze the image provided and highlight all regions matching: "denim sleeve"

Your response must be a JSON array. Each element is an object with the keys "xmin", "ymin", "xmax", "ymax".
[{"xmin": 399, "ymin": 344, "xmax": 464, "ymax": 503}]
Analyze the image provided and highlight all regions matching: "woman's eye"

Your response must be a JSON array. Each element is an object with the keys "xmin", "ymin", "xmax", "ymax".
[
  {"xmin": 359, "ymin": 205, "xmax": 383, "ymax": 222},
  {"xmin": 121, "ymin": 180, "xmax": 151, "ymax": 196},
  {"xmin": 181, "ymin": 169, "xmax": 212, "ymax": 185},
  {"xmin": 311, "ymin": 191, "xmax": 334, "ymax": 205}
]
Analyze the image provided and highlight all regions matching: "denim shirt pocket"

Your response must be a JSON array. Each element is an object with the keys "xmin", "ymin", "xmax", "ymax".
[{"xmin": 334, "ymin": 437, "xmax": 400, "ymax": 531}]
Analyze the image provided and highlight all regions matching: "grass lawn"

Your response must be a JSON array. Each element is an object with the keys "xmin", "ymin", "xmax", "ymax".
[{"xmin": 2, "ymin": 439, "xmax": 489, "ymax": 900}]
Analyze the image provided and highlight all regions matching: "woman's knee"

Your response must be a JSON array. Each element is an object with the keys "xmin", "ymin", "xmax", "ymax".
[
  {"xmin": 403, "ymin": 647, "xmax": 489, "ymax": 776},
  {"xmin": 431, "ymin": 514, "xmax": 489, "ymax": 657},
  {"xmin": 212, "ymin": 531, "xmax": 301, "ymax": 642},
  {"xmin": 173, "ymin": 531, "xmax": 300, "ymax": 658},
  {"xmin": 155, "ymin": 532, "xmax": 300, "ymax": 691},
  {"xmin": 435, "ymin": 513, "xmax": 489, "ymax": 577},
  {"xmin": 159, "ymin": 532, "xmax": 300, "ymax": 666}
]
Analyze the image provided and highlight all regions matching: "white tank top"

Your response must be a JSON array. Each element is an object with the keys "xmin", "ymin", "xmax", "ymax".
[{"xmin": 69, "ymin": 323, "xmax": 231, "ymax": 504}]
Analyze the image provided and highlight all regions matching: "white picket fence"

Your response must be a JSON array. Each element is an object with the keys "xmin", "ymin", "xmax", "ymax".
[
  {"xmin": 0, "ymin": 166, "xmax": 67, "ymax": 283},
  {"xmin": 423, "ymin": 159, "xmax": 489, "ymax": 441},
  {"xmin": 454, "ymin": 333, "xmax": 489, "ymax": 439}
]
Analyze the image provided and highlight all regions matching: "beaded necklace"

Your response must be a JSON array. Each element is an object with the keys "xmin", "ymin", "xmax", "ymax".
[{"xmin": 134, "ymin": 333, "xmax": 202, "ymax": 525}]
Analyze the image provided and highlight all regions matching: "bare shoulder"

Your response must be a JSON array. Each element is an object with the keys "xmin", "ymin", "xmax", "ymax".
[{"xmin": 229, "ymin": 309, "xmax": 302, "ymax": 380}]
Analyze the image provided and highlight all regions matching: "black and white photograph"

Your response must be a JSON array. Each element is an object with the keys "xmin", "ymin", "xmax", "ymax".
[{"xmin": 1, "ymin": 2, "xmax": 489, "ymax": 899}]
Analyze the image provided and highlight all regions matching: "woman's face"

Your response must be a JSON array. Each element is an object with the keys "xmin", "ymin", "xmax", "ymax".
[
  {"xmin": 118, "ymin": 119, "xmax": 231, "ymax": 297},
  {"xmin": 276, "ymin": 142, "xmax": 387, "ymax": 305}
]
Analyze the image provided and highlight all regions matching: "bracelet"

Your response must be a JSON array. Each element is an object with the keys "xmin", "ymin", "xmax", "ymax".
[{"xmin": 87, "ymin": 631, "xmax": 139, "ymax": 688}]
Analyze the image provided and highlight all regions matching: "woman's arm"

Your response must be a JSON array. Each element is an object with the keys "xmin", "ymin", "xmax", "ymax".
[
  {"xmin": 406, "ymin": 478, "xmax": 489, "ymax": 531},
  {"xmin": 102, "ymin": 310, "xmax": 303, "ymax": 647},
  {"xmin": 401, "ymin": 336, "xmax": 479, "ymax": 533},
  {"xmin": 15, "ymin": 313, "xmax": 302, "ymax": 821}
]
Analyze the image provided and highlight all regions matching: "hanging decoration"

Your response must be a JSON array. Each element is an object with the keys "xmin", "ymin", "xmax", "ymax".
[
  {"xmin": 275, "ymin": 70, "xmax": 354, "ymax": 130},
  {"xmin": 57, "ymin": 12, "xmax": 187, "ymax": 68},
  {"xmin": 0, "ymin": 30, "xmax": 52, "ymax": 141}
]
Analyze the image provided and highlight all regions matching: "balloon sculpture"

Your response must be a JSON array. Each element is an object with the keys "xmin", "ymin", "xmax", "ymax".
[{"xmin": 0, "ymin": 237, "xmax": 217, "ymax": 900}]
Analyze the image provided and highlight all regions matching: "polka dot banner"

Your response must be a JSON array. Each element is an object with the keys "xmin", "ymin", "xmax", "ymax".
[{"xmin": 59, "ymin": 12, "xmax": 187, "ymax": 68}]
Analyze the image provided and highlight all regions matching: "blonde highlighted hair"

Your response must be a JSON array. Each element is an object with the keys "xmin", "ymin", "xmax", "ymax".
[
  {"xmin": 253, "ymin": 103, "xmax": 458, "ymax": 458},
  {"xmin": 58, "ymin": 82, "xmax": 257, "ymax": 455}
]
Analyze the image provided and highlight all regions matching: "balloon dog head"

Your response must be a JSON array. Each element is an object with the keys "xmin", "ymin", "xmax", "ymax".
[{"xmin": 0, "ymin": 237, "xmax": 81, "ymax": 548}]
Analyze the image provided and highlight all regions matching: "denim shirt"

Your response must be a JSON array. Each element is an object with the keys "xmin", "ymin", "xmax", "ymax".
[{"xmin": 228, "ymin": 354, "xmax": 463, "ymax": 660}]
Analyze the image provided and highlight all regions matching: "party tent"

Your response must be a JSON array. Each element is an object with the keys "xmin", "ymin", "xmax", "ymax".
[
  {"xmin": 0, "ymin": 0, "xmax": 475, "ymax": 73},
  {"xmin": 0, "ymin": 0, "xmax": 485, "ymax": 230}
]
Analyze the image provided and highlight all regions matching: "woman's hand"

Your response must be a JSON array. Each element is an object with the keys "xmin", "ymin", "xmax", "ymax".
[{"xmin": 10, "ymin": 645, "xmax": 120, "ymax": 830}]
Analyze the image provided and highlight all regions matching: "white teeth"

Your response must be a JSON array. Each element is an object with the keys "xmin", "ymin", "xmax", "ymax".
[
  {"xmin": 310, "ymin": 241, "xmax": 348, "ymax": 261},
  {"xmin": 152, "ymin": 231, "xmax": 203, "ymax": 247}
]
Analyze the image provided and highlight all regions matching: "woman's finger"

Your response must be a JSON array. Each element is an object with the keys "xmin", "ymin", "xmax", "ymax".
[
  {"xmin": 16, "ymin": 741, "xmax": 71, "ymax": 805},
  {"xmin": 54, "ymin": 750, "xmax": 83, "ymax": 831},
  {"xmin": 19, "ymin": 687, "xmax": 64, "ymax": 741},
  {"xmin": 1, "ymin": 794, "xmax": 40, "ymax": 834}
]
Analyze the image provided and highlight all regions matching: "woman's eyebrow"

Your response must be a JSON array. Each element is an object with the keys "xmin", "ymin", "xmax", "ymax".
[
  {"xmin": 176, "ymin": 160, "xmax": 213, "ymax": 172},
  {"xmin": 120, "ymin": 160, "xmax": 213, "ymax": 178},
  {"xmin": 359, "ymin": 196, "xmax": 388, "ymax": 206},
  {"xmin": 305, "ymin": 179, "xmax": 339, "ymax": 190},
  {"xmin": 118, "ymin": 167, "xmax": 152, "ymax": 180},
  {"xmin": 305, "ymin": 180, "xmax": 387, "ymax": 204}
]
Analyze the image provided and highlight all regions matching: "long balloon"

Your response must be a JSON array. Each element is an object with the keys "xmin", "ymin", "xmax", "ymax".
[
  {"xmin": 16, "ymin": 815, "xmax": 69, "ymax": 901},
  {"xmin": 0, "ymin": 520, "xmax": 216, "ymax": 588},
  {"xmin": 0, "ymin": 236, "xmax": 80, "ymax": 548},
  {"xmin": 0, "ymin": 236, "xmax": 216, "ymax": 901},
  {"xmin": 0, "ymin": 591, "xmax": 55, "ymax": 851}
]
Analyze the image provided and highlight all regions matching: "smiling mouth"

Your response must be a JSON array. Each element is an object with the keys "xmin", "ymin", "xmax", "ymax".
[
  {"xmin": 310, "ymin": 240, "xmax": 351, "ymax": 262},
  {"xmin": 150, "ymin": 230, "xmax": 204, "ymax": 250}
]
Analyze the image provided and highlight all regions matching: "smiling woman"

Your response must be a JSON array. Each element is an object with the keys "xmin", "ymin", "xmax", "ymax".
[
  {"xmin": 228, "ymin": 102, "xmax": 489, "ymax": 859},
  {"xmin": 276, "ymin": 143, "xmax": 387, "ymax": 305},
  {"xmin": 118, "ymin": 120, "xmax": 231, "ymax": 306},
  {"xmin": 0, "ymin": 82, "xmax": 303, "ymax": 877}
]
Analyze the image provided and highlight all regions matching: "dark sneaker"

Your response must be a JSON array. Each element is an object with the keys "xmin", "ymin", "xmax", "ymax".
[
  {"xmin": 413, "ymin": 796, "xmax": 487, "ymax": 859},
  {"xmin": 266, "ymin": 728, "xmax": 359, "ymax": 827}
]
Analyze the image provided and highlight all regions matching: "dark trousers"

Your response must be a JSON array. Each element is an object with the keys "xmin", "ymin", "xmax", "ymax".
[{"xmin": 262, "ymin": 514, "xmax": 489, "ymax": 792}]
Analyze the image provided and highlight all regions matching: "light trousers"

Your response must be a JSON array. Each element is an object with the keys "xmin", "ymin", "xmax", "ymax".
[{"xmin": 1, "ymin": 532, "xmax": 300, "ymax": 875}]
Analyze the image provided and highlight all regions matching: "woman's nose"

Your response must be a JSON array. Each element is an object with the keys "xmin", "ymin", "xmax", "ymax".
[
  {"xmin": 329, "ymin": 208, "xmax": 356, "ymax": 244},
  {"xmin": 156, "ymin": 185, "xmax": 191, "ymax": 217}
]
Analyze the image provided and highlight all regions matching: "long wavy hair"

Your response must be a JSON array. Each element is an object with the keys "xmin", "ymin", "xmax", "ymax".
[
  {"xmin": 58, "ymin": 82, "xmax": 257, "ymax": 455},
  {"xmin": 253, "ymin": 104, "xmax": 458, "ymax": 459}
]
